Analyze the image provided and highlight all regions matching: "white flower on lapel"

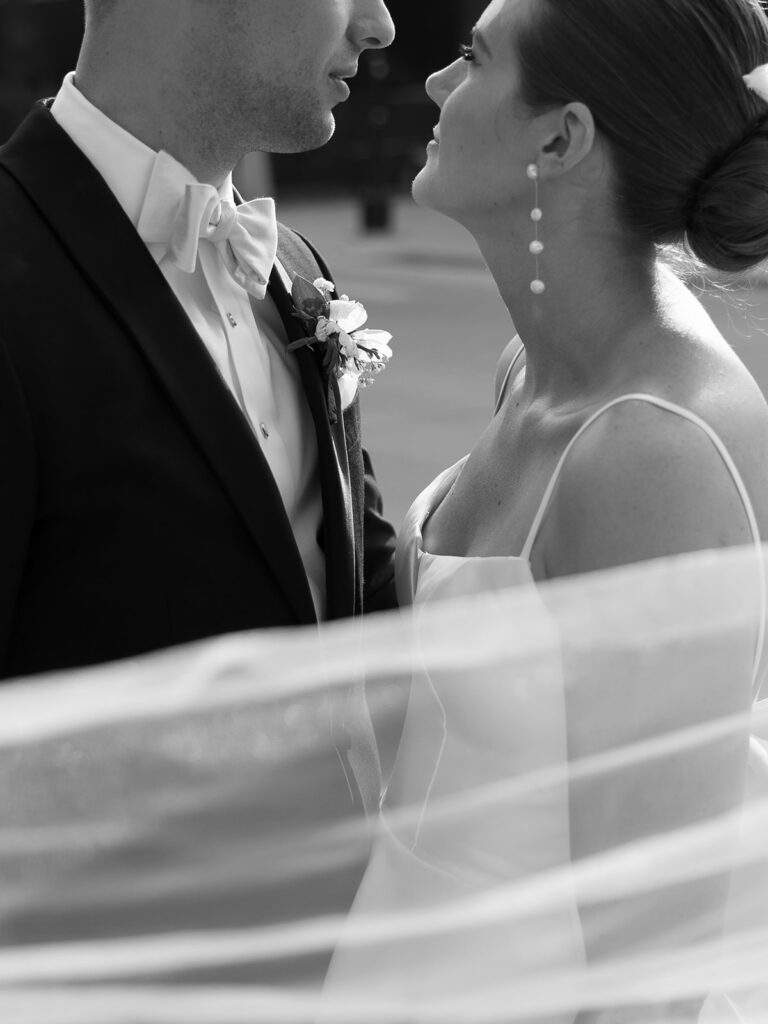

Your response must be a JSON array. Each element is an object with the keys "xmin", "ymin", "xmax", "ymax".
[{"xmin": 288, "ymin": 275, "xmax": 393, "ymax": 393}]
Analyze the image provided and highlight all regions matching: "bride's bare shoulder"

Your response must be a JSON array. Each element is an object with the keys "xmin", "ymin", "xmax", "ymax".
[{"xmin": 541, "ymin": 340, "xmax": 768, "ymax": 576}]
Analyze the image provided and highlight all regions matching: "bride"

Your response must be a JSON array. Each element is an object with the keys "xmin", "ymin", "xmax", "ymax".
[{"xmin": 324, "ymin": 0, "xmax": 768, "ymax": 1019}]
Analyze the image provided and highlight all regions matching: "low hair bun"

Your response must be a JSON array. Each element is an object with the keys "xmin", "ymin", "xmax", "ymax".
[
  {"xmin": 686, "ymin": 119, "xmax": 768, "ymax": 273},
  {"xmin": 516, "ymin": 0, "xmax": 768, "ymax": 275}
]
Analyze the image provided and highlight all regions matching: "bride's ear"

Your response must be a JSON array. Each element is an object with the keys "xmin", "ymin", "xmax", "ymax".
[{"xmin": 538, "ymin": 102, "xmax": 596, "ymax": 178}]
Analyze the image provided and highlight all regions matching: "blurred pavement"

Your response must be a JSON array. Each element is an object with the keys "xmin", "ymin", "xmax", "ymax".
[{"xmin": 280, "ymin": 196, "xmax": 768, "ymax": 529}]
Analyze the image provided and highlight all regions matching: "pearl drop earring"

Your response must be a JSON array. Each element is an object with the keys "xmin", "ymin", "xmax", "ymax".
[{"xmin": 527, "ymin": 163, "xmax": 545, "ymax": 295}]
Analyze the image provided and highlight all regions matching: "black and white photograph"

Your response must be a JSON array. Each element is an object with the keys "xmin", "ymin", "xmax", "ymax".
[{"xmin": 1, "ymin": 1, "xmax": 768, "ymax": 1021}]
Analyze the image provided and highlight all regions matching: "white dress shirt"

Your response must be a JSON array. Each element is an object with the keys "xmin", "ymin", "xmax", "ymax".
[{"xmin": 51, "ymin": 73, "xmax": 327, "ymax": 619}]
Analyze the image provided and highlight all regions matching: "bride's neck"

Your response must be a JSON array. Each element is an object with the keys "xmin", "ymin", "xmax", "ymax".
[{"xmin": 474, "ymin": 219, "xmax": 659, "ymax": 407}]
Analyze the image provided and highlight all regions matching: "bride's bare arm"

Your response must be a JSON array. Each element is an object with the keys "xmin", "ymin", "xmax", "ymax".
[{"xmin": 543, "ymin": 401, "xmax": 761, "ymax": 1021}]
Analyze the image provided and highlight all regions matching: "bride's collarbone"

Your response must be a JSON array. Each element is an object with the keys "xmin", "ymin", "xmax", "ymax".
[
  {"xmin": 424, "ymin": 391, "xmax": 641, "ymax": 560},
  {"xmin": 423, "ymin": 436, "xmax": 562, "ymax": 560}
]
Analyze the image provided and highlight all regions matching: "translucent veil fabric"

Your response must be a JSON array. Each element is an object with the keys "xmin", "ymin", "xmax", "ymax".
[{"xmin": 1, "ymin": 544, "xmax": 768, "ymax": 1024}]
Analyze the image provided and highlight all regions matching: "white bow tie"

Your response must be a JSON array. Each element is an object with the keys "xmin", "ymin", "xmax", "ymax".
[{"xmin": 137, "ymin": 151, "xmax": 278, "ymax": 301}]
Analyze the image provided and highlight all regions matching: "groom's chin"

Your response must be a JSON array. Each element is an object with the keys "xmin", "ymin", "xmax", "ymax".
[
  {"xmin": 300, "ymin": 112, "xmax": 337, "ymax": 152},
  {"xmin": 259, "ymin": 113, "xmax": 336, "ymax": 155}
]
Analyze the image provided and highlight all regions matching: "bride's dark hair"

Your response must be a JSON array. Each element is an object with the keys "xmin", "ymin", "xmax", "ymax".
[{"xmin": 516, "ymin": 0, "xmax": 768, "ymax": 272}]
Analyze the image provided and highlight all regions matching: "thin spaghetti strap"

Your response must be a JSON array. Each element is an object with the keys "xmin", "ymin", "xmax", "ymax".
[
  {"xmin": 519, "ymin": 394, "xmax": 765, "ymax": 692},
  {"xmin": 494, "ymin": 343, "xmax": 526, "ymax": 416}
]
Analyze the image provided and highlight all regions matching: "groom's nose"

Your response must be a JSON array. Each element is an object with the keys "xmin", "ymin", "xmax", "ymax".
[{"xmin": 349, "ymin": 0, "xmax": 396, "ymax": 50}]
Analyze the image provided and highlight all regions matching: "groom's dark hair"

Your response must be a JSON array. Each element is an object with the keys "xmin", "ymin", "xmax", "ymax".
[{"xmin": 515, "ymin": 0, "xmax": 768, "ymax": 273}]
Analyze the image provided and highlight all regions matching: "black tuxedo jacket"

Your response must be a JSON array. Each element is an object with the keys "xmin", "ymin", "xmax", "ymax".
[{"xmin": 0, "ymin": 104, "xmax": 398, "ymax": 680}]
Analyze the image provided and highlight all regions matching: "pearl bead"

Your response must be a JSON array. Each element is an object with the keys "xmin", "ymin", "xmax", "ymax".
[
  {"xmin": 526, "ymin": 163, "xmax": 539, "ymax": 180},
  {"xmin": 531, "ymin": 208, "xmax": 543, "ymax": 222},
  {"xmin": 529, "ymin": 240, "xmax": 544, "ymax": 255},
  {"xmin": 530, "ymin": 280, "xmax": 546, "ymax": 295}
]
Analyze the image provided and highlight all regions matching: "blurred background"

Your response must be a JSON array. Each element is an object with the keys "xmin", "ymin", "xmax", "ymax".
[
  {"xmin": 0, "ymin": 0, "xmax": 485, "ymax": 203},
  {"xmin": 3, "ymin": 0, "xmax": 768, "ymax": 527}
]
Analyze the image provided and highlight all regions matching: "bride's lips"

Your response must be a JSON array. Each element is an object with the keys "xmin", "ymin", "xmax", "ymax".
[{"xmin": 427, "ymin": 125, "xmax": 440, "ymax": 150}]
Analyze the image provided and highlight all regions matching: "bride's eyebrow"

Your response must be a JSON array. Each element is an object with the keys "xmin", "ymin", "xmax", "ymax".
[{"xmin": 471, "ymin": 25, "xmax": 493, "ymax": 59}]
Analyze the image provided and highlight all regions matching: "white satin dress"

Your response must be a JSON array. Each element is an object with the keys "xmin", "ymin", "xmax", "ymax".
[{"xmin": 322, "ymin": 350, "xmax": 765, "ymax": 1022}]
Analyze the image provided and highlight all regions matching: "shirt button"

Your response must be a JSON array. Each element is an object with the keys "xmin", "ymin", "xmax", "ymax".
[
  {"xmin": 226, "ymin": 312, "xmax": 237, "ymax": 328},
  {"xmin": 260, "ymin": 423, "xmax": 270, "ymax": 439}
]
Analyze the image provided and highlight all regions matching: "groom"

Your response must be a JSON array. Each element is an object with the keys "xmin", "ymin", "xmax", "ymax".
[{"xmin": 0, "ymin": 0, "xmax": 398, "ymax": 682}]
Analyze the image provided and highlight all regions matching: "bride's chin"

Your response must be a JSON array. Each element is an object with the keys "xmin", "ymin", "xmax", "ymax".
[{"xmin": 411, "ymin": 167, "xmax": 439, "ymax": 210}]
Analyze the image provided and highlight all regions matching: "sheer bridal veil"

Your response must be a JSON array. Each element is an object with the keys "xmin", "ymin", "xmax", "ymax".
[{"xmin": 1, "ymin": 543, "xmax": 767, "ymax": 1023}]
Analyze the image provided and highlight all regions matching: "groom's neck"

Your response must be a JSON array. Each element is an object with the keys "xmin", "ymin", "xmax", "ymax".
[{"xmin": 75, "ymin": 31, "xmax": 238, "ymax": 187}]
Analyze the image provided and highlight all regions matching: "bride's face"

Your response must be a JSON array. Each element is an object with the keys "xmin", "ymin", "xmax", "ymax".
[{"xmin": 412, "ymin": 0, "xmax": 533, "ymax": 225}]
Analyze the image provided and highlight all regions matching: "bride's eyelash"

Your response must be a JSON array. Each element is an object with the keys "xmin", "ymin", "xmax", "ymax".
[{"xmin": 459, "ymin": 43, "xmax": 476, "ymax": 63}]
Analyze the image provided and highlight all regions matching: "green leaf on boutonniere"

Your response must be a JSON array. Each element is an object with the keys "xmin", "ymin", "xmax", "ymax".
[
  {"xmin": 290, "ymin": 275, "xmax": 330, "ymax": 321},
  {"xmin": 291, "ymin": 308, "xmax": 316, "ymax": 325}
]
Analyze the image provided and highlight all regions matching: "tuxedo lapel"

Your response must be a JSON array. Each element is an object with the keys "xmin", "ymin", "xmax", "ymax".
[
  {"xmin": 0, "ymin": 105, "xmax": 317, "ymax": 624},
  {"xmin": 268, "ymin": 263, "xmax": 357, "ymax": 620}
]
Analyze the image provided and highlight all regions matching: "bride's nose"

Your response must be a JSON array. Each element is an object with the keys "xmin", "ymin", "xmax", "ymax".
[{"xmin": 426, "ymin": 59, "xmax": 465, "ymax": 109}]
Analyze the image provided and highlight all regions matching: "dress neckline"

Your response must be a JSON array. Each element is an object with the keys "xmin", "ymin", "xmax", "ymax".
[
  {"xmin": 402, "ymin": 355, "xmax": 766, "ymax": 695},
  {"xmin": 416, "ymin": 457, "xmax": 531, "ymax": 566}
]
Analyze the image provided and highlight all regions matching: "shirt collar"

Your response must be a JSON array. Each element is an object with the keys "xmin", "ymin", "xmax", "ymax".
[{"xmin": 50, "ymin": 72, "xmax": 235, "ymax": 229}]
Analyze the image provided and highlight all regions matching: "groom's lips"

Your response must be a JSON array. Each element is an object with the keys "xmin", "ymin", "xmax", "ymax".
[
  {"xmin": 329, "ymin": 67, "xmax": 358, "ymax": 84},
  {"xmin": 329, "ymin": 67, "xmax": 357, "ymax": 100}
]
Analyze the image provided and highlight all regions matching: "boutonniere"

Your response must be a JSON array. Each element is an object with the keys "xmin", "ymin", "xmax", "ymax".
[{"xmin": 288, "ymin": 276, "xmax": 393, "ymax": 400}]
